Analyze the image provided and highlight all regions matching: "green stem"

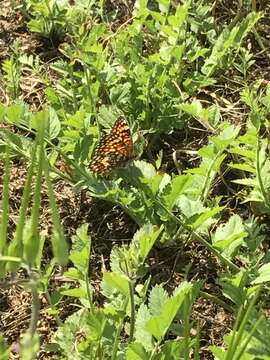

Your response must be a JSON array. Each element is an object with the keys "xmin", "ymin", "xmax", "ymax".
[
  {"xmin": 183, "ymin": 294, "xmax": 191, "ymax": 360},
  {"xmin": 7, "ymin": 142, "xmax": 38, "ymax": 272},
  {"xmin": 111, "ymin": 296, "xmax": 129, "ymax": 360},
  {"xmin": 156, "ymin": 199, "xmax": 240, "ymax": 272},
  {"xmin": 128, "ymin": 280, "xmax": 135, "ymax": 343},
  {"xmin": 256, "ymin": 137, "xmax": 270, "ymax": 210},
  {"xmin": 28, "ymin": 275, "xmax": 40, "ymax": 337},
  {"xmin": 0, "ymin": 147, "xmax": 10, "ymax": 277},
  {"xmin": 199, "ymin": 290, "xmax": 233, "ymax": 312}
]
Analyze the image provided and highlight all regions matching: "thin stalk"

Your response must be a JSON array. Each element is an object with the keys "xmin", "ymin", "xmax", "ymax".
[
  {"xmin": 193, "ymin": 324, "xmax": 201, "ymax": 360},
  {"xmin": 111, "ymin": 296, "xmax": 129, "ymax": 360},
  {"xmin": 225, "ymin": 289, "xmax": 260, "ymax": 360},
  {"xmin": 256, "ymin": 137, "xmax": 270, "ymax": 210},
  {"xmin": 149, "ymin": 340, "xmax": 162, "ymax": 360},
  {"xmin": 235, "ymin": 314, "xmax": 263, "ymax": 360},
  {"xmin": 128, "ymin": 279, "xmax": 136, "ymax": 343},
  {"xmin": 7, "ymin": 142, "xmax": 38, "ymax": 272},
  {"xmin": 0, "ymin": 147, "xmax": 10, "ymax": 253},
  {"xmin": 28, "ymin": 275, "xmax": 40, "ymax": 337},
  {"xmin": 0, "ymin": 147, "xmax": 10, "ymax": 277},
  {"xmin": 200, "ymin": 291, "xmax": 233, "ymax": 312},
  {"xmin": 183, "ymin": 294, "xmax": 191, "ymax": 360},
  {"xmin": 85, "ymin": 230, "xmax": 93, "ymax": 313},
  {"xmin": 24, "ymin": 123, "xmax": 45, "ymax": 266},
  {"xmin": 44, "ymin": 155, "xmax": 68, "ymax": 265},
  {"xmin": 224, "ymin": 305, "xmax": 244, "ymax": 360},
  {"xmin": 15, "ymin": 122, "xmax": 89, "ymax": 181},
  {"xmin": 85, "ymin": 271, "xmax": 94, "ymax": 313},
  {"xmin": 44, "ymin": 291, "xmax": 62, "ymax": 326},
  {"xmin": 155, "ymin": 198, "xmax": 240, "ymax": 272}
]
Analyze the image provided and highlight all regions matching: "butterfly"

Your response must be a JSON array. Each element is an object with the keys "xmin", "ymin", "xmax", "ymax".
[{"xmin": 89, "ymin": 116, "xmax": 133, "ymax": 175}]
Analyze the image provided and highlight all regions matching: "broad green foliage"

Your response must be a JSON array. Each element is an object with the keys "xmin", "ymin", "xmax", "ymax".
[
  {"xmin": 51, "ymin": 224, "xmax": 198, "ymax": 359},
  {"xmin": 1, "ymin": 0, "xmax": 270, "ymax": 359}
]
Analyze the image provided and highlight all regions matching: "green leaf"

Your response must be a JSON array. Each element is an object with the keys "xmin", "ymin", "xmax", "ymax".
[
  {"xmin": 189, "ymin": 206, "xmax": 224, "ymax": 230},
  {"xmin": 161, "ymin": 340, "xmax": 187, "ymax": 359},
  {"xmin": 24, "ymin": 122, "xmax": 45, "ymax": 266},
  {"xmin": 132, "ymin": 160, "xmax": 157, "ymax": 179},
  {"xmin": 134, "ymin": 304, "xmax": 153, "ymax": 351},
  {"xmin": 110, "ymin": 82, "xmax": 131, "ymax": 106},
  {"xmin": 5, "ymin": 103, "xmax": 25, "ymax": 125},
  {"xmin": 209, "ymin": 345, "xmax": 226, "ymax": 359},
  {"xmin": 149, "ymin": 285, "xmax": 169, "ymax": 316},
  {"xmin": 31, "ymin": 108, "xmax": 61, "ymax": 140},
  {"xmin": 44, "ymin": 157, "xmax": 68, "ymax": 265},
  {"xmin": 87, "ymin": 309, "xmax": 107, "ymax": 341},
  {"xmin": 161, "ymin": 175, "xmax": 192, "ymax": 209},
  {"xmin": 158, "ymin": 0, "xmax": 170, "ymax": 13},
  {"xmin": 133, "ymin": 224, "xmax": 163, "ymax": 261},
  {"xmin": 229, "ymin": 163, "xmax": 255, "ymax": 173},
  {"xmin": 53, "ymin": 309, "xmax": 89, "ymax": 357},
  {"xmin": 103, "ymin": 272, "xmax": 129, "ymax": 296},
  {"xmin": 145, "ymin": 282, "xmax": 192, "ymax": 341},
  {"xmin": 251, "ymin": 263, "xmax": 270, "ymax": 285},
  {"xmin": 127, "ymin": 342, "xmax": 150, "ymax": 360},
  {"xmin": 213, "ymin": 215, "xmax": 247, "ymax": 258},
  {"xmin": 7, "ymin": 141, "xmax": 38, "ymax": 272},
  {"xmin": 69, "ymin": 224, "xmax": 91, "ymax": 274},
  {"xmin": 202, "ymin": 12, "xmax": 262, "ymax": 76},
  {"xmin": 61, "ymin": 288, "xmax": 87, "ymax": 298},
  {"xmin": 219, "ymin": 270, "xmax": 248, "ymax": 307}
]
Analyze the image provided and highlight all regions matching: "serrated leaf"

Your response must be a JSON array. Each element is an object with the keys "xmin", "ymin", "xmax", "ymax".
[
  {"xmin": 69, "ymin": 224, "xmax": 91, "ymax": 274},
  {"xmin": 134, "ymin": 304, "xmax": 153, "ymax": 352},
  {"xmin": 149, "ymin": 285, "xmax": 169, "ymax": 316},
  {"xmin": 87, "ymin": 309, "xmax": 107, "ymax": 341},
  {"xmin": 133, "ymin": 160, "xmax": 157, "ymax": 179},
  {"xmin": 127, "ymin": 342, "xmax": 150, "ymax": 360},
  {"xmin": 133, "ymin": 224, "xmax": 163, "ymax": 260},
  {"xmin": 213, "ymin": 215, "xmax": 247, "ymax": 258},
  {"xmin": 103, "ymin": 272, "xmax": 129, "ymax": 296},
  {"xmin": 251, "ymin": 263, "xmax": 270, "ymax": 285},
  {"xmin": 161, "ymin": 175, "xmax": 192, "ymax": 209},
  {"xmin": 145, "ymin": 282, "xmax": 192, "ymax": 341}
]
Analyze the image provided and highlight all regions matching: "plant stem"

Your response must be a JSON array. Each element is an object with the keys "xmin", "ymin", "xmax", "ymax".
[
  {"xmin": 128, "ymin": 280, "xmax": 135, "ymax": 343},
  {"xmin": 111, "ymin": 296, "xmax": 129, "ymax": 360},
  {"xmin": 256, "ymin": 137, "xmax": 270, "ymax": 210},
  {"xmin": 28, "ymin": 275, "xmax": 40, "ymax": 337}
]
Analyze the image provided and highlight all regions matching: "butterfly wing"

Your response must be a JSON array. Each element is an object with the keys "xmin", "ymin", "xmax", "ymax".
[{"xmin": 89, "ymin": 116, "xmax": 133, "ymax": 175}]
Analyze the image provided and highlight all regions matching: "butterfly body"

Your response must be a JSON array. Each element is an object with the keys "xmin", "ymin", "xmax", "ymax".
[{"xmin": 89, "ymin": 116, "xmax": 133, "ymax": 175}]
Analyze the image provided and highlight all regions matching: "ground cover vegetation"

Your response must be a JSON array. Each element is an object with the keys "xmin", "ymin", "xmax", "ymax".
[{"xmin": 1, "ymin": 0, "xmax": 270, "ymax": 359}]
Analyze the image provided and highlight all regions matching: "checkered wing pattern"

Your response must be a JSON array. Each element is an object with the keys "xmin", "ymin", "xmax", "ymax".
[{"xmin": 89, "ymin": 116, "xmax": 133, "ymax": 175}]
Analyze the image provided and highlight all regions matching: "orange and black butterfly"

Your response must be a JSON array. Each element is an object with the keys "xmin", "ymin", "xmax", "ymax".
[{"xmin": 89, "ymin": 116, "xmax": 133, "ymax": 175}]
